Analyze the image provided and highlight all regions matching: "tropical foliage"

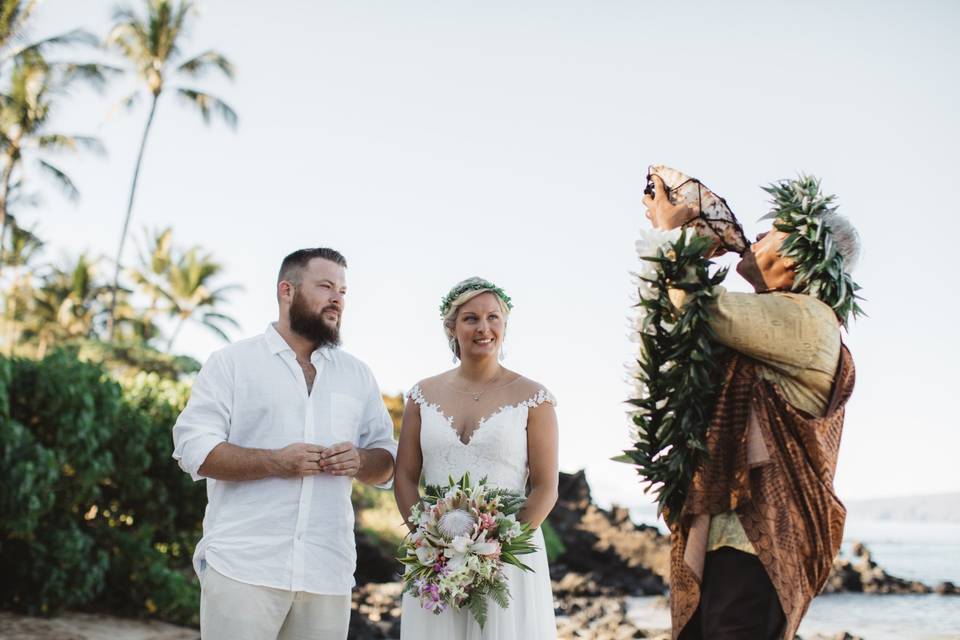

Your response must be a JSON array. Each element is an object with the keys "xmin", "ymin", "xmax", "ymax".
[
  {"xmin": 762, "ymin": 175, "xmax": 864, "ymax": 326},
  {"xmin": 0, "ymin": 352, "xmax": 203, "ymax": 623}
]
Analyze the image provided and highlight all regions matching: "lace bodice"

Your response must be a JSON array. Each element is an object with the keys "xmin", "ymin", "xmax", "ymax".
[{"xmin": 408, "ymin": 384, "xmax": 556, "ymax": 492}]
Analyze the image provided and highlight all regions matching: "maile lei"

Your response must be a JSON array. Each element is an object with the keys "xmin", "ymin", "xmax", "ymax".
[{"xmin": 624, "ymin": 228, "xmax": 728, "ymax": 527}]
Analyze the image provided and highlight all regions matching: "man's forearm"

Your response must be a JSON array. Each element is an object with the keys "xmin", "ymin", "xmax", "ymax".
[
  {"xmin": 356, "ymin": 448, "xmax": 395, "ymax": 486},
  {"xmin": 198, "ymin": 442, "xmax": 279, "ymax": 481}
]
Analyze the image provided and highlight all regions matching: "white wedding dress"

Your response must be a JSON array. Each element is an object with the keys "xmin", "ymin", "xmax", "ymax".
[{"xmin": 399, "ymin": 378, "xmax": 558, "ymax": 639}]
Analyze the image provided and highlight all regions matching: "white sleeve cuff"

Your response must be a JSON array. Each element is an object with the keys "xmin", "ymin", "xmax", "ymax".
[{"xmin": 175, "ymin": 434, "xmax": 225, "ymax": 482}]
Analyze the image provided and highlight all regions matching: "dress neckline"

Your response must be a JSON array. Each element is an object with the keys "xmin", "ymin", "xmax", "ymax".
[{"xmin": 411, "ymin": 385, "xmax": 552, "ymax": 446}]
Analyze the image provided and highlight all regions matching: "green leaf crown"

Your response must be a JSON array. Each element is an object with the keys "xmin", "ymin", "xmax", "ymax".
[
  {"xmin": 439, "ymin": 277, "xmax": 513, "ymax": 317},
  {"xmin": 760, "ymin": 175, "xmax": 863, "ymax": 326}
]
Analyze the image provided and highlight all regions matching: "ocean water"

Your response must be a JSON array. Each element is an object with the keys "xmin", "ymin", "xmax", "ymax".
[{"xmin": 625, "ymin": 516, "xmax": 960, "ymax": 639}]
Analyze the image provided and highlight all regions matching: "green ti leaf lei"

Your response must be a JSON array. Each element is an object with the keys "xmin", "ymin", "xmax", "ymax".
[
  {"xmin": 760, "ymin": 175, "xmax": 863, "ymax": 326},
  {"xmin": 625, "ymin": 229, "xmax": 728, "ymax": 526}
]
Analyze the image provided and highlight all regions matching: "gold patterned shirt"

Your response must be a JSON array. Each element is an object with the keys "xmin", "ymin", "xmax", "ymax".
[{"xmin": 670, "ymin": 287, "xmax": 841, "ymax": 554}]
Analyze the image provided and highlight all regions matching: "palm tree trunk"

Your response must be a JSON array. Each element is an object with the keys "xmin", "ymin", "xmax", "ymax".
[
  {"xmin": 37, "ymin": 330, "xmax": 48, "ymax": 359},
  {"xmin": 3, "ymin": 272, "xmax": 20, "ymax": 356},
  {"xmin": 108, "ymin": 93, "xmax": 160, "ymax": 339},
  {"xmin": 167, "ymin": 314, "xmax": 188, "ymax": 353},
  {"xmin": 0, "ymin": 148, "xmax": 19, "ymax": 269}
]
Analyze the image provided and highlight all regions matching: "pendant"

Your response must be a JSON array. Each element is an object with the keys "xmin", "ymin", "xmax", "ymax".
[{"xmin": 472, "ymin": 394, "xmax": 481, "ymax": 401}]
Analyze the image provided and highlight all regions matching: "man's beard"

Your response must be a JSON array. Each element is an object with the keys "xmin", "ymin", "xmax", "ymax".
[{"xmin": 289, "ymin": 292, "xmax": 342, "ymax": 347}]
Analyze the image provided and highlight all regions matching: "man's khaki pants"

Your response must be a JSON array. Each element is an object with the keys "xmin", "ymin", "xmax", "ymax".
[{"xmin": 200, "ymin": 567, "xmax": 350, "ymax": 640}]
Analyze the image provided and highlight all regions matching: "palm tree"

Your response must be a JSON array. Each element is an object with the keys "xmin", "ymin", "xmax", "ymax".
[
  {"xmin": 128, "ymin": 225, "xmax": 174, "ymax": 343},
  {"xmin": 160, "ymin": 246, "xmax": 240, "ymax": 352},
  {"xmin": 105, "ymin": 0, "xmax": 237, "ymax": 337},
  {"xmin": 26, "ymin": 253, "xmax": 111, "ymax": 356},
  {"xmin": 0, "ymin": 53, "xmax": 107, "ymax": 259},
  {"xmin": 0, "ymin": 0, "xmax": 96, "ymax": 62},
  {"xmin": 129, "ymin": 227, "xmax": 241, "ymax": 352}
]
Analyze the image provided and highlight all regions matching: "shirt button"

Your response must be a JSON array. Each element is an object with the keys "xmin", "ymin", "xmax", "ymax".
[{"xmin": 297, "ymin": 533, "xmax": 304, "ymax": 541}]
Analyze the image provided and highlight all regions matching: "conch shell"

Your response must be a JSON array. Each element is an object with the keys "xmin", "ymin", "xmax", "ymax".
[{"xmin": 645, "ymin": 165, "xmax": 749, "ymax": 256}]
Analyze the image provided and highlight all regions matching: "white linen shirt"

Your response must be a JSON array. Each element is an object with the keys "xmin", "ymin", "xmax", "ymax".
[{"xmin": 172, "ymin": 324, "xmax": 398, "ymax": 595}]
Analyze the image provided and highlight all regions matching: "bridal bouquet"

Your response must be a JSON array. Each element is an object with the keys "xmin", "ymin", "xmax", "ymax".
[{"xmin": 398, "ymin": 473, "xmax": 537, "ymax": 628}]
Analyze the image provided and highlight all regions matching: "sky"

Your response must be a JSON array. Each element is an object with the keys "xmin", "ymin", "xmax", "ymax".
[{"xmin": 22, "ymin": 0, "xmax": 960, "ymax": 509}]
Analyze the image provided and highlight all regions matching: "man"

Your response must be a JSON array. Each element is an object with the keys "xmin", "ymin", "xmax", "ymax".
[
  {"xmin": 643, "ymin": 175, "xmax": 861, "ymax": 640},
  {"xmin": 172, "ymin": 248, "xmax": 397, "ymax": 640}
]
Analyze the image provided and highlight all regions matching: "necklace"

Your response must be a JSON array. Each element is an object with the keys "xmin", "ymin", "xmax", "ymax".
[{"xmin": 453, "ymin": 368, "xmax": 503, "ymax": 402}]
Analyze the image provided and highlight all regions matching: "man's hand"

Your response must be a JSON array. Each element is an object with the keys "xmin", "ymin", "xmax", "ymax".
[
  {"xmin": 319, "ymin": 441, "xmax": 363, "ymax": 477},
  {"xmin": 269, "ymin": 443, "xmax": 327, "ymax": 478},
  {"xmin": 643, "ymin": 175, "xmax": 698, "ymax": 230}
]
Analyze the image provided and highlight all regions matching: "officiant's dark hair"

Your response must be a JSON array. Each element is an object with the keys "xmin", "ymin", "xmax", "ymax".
[{"xmin": 278, "ymin": 248, "xmax": 347, "ymax": 285}]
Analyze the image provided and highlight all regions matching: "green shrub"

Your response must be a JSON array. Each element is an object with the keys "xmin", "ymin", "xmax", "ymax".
[
  {"xmin": 0, "ymin": 352, "xmax": 202, "ymax": 624},
  {"xmin": 541, "ymin": 520, "xmax": 566, "ymax": 563}
]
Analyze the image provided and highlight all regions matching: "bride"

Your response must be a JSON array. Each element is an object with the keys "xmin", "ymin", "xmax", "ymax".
[{"xmin": 394, "ymin": 277, "xmax": 560, "ymax": 639}]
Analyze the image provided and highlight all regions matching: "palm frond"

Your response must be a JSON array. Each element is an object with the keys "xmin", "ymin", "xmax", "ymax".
[
  {"xmin": 57, "ymin": 62, "xmax": 123, "ymax": 92},
  {"xmin": 176, "ymin": 49, "xmax": 233, "ymax": 80},
  {"xmin": 106, "ymin": 10, "xmax": 152, "ymax": 63},
  {"xmin": 0, "ymin": 0, "xmax": 40, "ymax": 52},
  {"xmin": 175, "ymin": 87, "xmax": 238, "ymax": 128},
  {"xmin": 202, "ymin": 310, "xmax": 241, "ymax": 329},
  {"xmin": 4, "ymin": 28, "xmax": 98, "ymax": 62},
  {"xmin": 149, "ymin": 0, "xmax": 189, "ymax": 62},
  {"xmin": 167, "ymin": 1, "xmax": 194, "ymax": 60},
  {"xmin": 200, "ymin": 315, "xmax": 234, "ymax": 342},
  {"xmin": 35, "ymin": 134, "xmax": 105, "ymax": 155},
  {"xmin": 36, "ymin": 159, "xmax": 79, "ymax": 201}
]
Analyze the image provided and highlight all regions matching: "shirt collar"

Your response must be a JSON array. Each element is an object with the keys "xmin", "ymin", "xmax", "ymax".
[{"xmin": 265, "ymin": 323, "xmax": 334, "ymax": 361}]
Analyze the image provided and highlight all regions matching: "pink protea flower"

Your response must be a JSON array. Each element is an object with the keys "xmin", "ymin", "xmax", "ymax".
[{"xmin": 479, "ymin": 513, "xmax": 497, "ymax": 531}]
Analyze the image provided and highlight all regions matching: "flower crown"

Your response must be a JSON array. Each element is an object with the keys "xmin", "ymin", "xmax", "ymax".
[
  {"xmin": 439, "ymin": 277, "xmax": 513, "ymax": 317},
  {"xmin": 761, "ymin": 175, "xmax": 863, "ymax": 326}
]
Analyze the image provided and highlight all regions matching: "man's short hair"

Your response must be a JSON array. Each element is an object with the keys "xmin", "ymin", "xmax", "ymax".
[{"xmin": 278, "ymin": 248, "xmax": 347, "ymax": 285}]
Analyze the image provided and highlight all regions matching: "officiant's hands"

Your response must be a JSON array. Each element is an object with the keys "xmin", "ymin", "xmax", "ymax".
[{"xmin": 643, "ymin": 175, "xmax": 699, "ymax": 230}]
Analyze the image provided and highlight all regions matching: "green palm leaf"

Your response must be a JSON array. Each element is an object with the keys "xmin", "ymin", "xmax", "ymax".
[
  {"xmin": 175, "ymin": 87, "xmax": 238, "ymax": 128},
  {"xmin": 36, "ymin": 159, "xmax": 78, "ymax": 201},
  {"xmin": 177, "ymin": 50, "xmax": 234, "ymax": 79}
]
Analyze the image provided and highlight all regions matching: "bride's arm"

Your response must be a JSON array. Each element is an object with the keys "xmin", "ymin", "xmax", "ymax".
[
  {"xmin": 394, "ymin": 397, "xmax": 424, "ymax": 534},
  {"xmin": 521, "ymin": 403, "xmax": 559, "ymax": 528}
]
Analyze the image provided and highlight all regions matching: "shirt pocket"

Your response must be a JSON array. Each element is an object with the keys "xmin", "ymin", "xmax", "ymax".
[{"xmin": 329, "ymin": 392, "xmax": 363, "ymax": 444}]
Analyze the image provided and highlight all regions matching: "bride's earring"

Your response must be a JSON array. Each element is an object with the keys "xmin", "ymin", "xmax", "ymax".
[{"xmin": 498, "ymin": 341, "xmax": 507, "ymax": 361}]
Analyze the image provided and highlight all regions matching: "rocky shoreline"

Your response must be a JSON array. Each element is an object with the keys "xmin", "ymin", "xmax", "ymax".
[{"xmin": 348, "ymin": 470, "xmax": 957, "ymax": 640}]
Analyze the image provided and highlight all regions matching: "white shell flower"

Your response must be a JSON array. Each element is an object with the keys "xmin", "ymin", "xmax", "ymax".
[
  {"xmin": 635, "ymin": 227, "xmax": 681, "ymax": 262},
  {"xmin": 438, "ymin": 509, "xmax": 476, "ymax": 540},
  {"xmin": 415, "ymin": 545, "xmax": 437, "ymax": 565},
  {"xmin": 450, "ymin": 535, "xmax": 471, "ymax": 555},
  {"xmin": 472, "ymin": 540, "xmax": 499, "ymax": 556}
]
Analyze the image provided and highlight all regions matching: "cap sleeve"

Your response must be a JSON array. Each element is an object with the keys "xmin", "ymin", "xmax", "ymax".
[
  {"xmin": 406, "ymin": 383, "xmax": 425, "ymax": 406},
  {"xmin": 521, "ymin": 388, "xmax": 556, "ymax": 409}
]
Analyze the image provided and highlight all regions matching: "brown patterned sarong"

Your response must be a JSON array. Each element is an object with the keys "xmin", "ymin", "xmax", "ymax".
[{"xmin": 669, "ymin": 346, "xmax": 855, "ymax": 640}]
